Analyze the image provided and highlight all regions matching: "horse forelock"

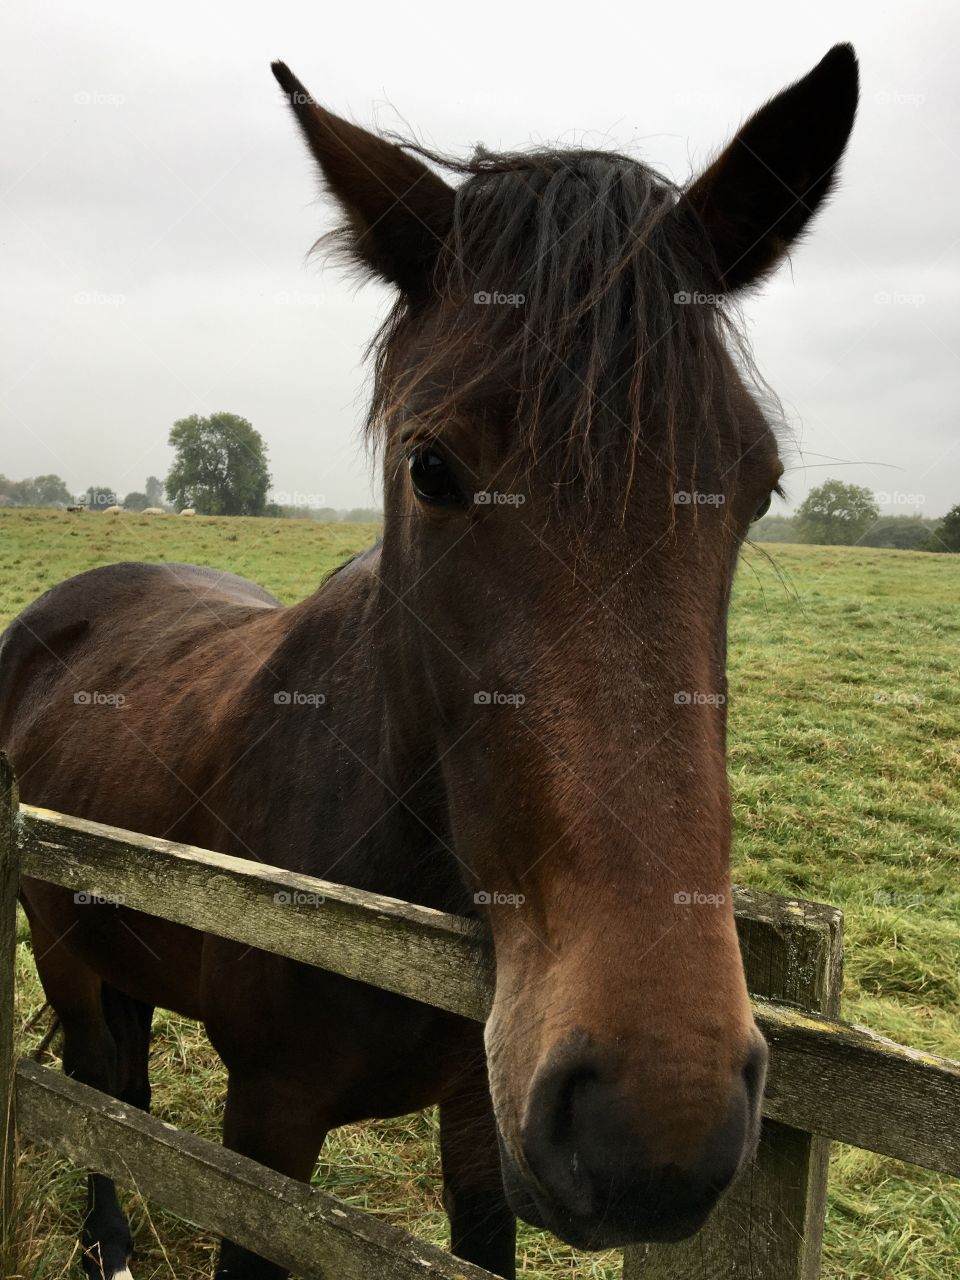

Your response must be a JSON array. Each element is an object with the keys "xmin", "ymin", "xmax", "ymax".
[{"xmin": 360, "ymin": 144, "xmax": 766, "ymax": 505}]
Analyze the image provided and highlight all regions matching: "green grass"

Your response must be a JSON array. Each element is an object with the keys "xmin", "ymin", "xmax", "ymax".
[
  {"xmin": 3, "ymin": 511, "xmax": 959, "ymax": 1279},
  {"xmin": 0, "ymin": 507, "xmax": 377, "ymax": 614}
]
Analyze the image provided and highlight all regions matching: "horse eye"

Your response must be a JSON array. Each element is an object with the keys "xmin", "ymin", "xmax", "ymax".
[
  {"xmin": 752, "ymin": 495, "xmax": 772, "ymax": 522},
  {"xmin": 408, "ymin": 446, "xmax": 460, "ymax": 504}
]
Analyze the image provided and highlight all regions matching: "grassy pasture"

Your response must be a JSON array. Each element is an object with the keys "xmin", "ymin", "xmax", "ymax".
[{"xmin": 2, "ymin": 508, "xmax": 958, "ymax": 1279}]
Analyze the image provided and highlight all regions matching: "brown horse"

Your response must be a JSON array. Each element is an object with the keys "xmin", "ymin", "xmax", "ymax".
[{"xmin": 0, "ymin": 45, "xmax": 858, "ymax": 1280}]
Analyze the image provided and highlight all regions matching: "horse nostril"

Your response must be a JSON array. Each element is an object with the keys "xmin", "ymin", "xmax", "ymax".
[
  {"xmin": 522, "ymin": 1047, "xmax": 601, "ymax": 1217},
  {"xmin": 741, "ymin": 1034, "xmax": 769, "ymax": 1109}
]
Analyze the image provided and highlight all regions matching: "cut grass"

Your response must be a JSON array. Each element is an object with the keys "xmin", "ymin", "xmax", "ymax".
[{"xmin": 2, "ymin": 511, "xmax": 958, "ymax": 1278}]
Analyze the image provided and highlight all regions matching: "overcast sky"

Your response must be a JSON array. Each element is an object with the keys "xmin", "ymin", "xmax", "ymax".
[{"xmin": 2, "ymin": 0, "xmax": 957, "ymax": 514}]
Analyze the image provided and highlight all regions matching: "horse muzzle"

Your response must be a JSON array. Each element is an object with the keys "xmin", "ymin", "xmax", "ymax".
[{"xmin": 495, "ymin": 1026, "xmax": 769, "ymax": 1249}]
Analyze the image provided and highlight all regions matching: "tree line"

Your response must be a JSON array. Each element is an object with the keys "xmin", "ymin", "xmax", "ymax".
[
  {"xmin": 3, "ymin": 420, "xmax": 957, "ymax": 549},
  {"xmin": 754, "ymin": 479, "xmax": 959, "ymax": 552},
  {"xmin": 1, "ymin": 413, "xmax": 381, "ymax": 522}
]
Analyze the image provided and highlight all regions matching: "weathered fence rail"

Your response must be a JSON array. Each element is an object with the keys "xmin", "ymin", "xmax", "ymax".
[
  {"xmin": 2, "ymin": 758, "xmax": 959, "ymax": 1279},
  {"xmin": 15, "ymin": 1061, "xmax": 497, "ymax": 1280}
]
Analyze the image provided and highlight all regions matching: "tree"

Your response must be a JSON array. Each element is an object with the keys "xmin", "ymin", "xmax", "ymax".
[
  {"xmin": 0, "ymin": 473, "xmax": 72, "ymax": 507},
  {"xmin": 165, "ymin": 413, "xmax": 271, "ymax": 516},
  {"xmin": 750, "ymin": 514, "xmax": 797, "ymax": 543},
  {"xmin": 927, "ymin": 504, "xmax": 960, "ymax": 552},
  {"xmin": 27, "ymin": 474, "xmax": 73, "ymax": 506},
  {"xmin": 84, "ymin": 485, "xmax": 118, "ymax": 512},
  {"xmin": 794, "ymin": 480, "xmax": 879, "ymax": 546},
  {"xmin": 124, "ymin": 491, "xmax": 149, "ymax": 511},
  {"xmin": 860, "ymin": 516, "xmax": 939, "ymax": 551},
  {"xmin": 145, "ymin": 475, "xmax": 164, "ymax": 507}
]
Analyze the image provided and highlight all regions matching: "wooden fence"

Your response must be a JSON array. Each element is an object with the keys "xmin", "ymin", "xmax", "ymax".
[{"xmin": 1, "ymin": 753, "xmax": 958, "ymax": 1278}]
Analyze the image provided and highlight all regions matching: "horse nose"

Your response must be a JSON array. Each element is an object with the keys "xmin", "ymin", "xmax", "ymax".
[
  {"xmin": 519, "ymin": 1031, "xmax": 768, "ymax": 1247},
  {"xmin": 741, "ymin": 1031, "xmax": 768, "ymax": 1110}
]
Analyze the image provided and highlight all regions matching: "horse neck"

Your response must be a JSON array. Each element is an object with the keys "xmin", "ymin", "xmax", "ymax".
[{"xmin": 276, "ymin": 546, "xmax": 465, "ymax": 910}]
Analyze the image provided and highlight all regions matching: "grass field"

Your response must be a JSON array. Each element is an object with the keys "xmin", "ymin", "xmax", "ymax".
[{"xmin": 3, "ymin": 508, "xmax": 959, "ymax": 1279}]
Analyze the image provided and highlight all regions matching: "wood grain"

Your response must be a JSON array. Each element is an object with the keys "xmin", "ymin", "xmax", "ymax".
[{"xmin": 16, "ymin": 1059, "xmax": 499, "ymax": 1280}]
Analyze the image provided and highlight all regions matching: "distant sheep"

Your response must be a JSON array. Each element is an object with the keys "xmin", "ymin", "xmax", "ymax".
[
  {"xmin": 103, "ymin": 505, "xmax": 122, "ymax": 515},
  {"xmin": 180, "ymin": 508, "xmax": 196, "ymax": 516},
  {"xmin": 141, "ymin": 507, "xmax": 165, "ymax": 516},
  {"xmin": 66, "ymin": 504, "xmax": 86, "ymax": 513}
]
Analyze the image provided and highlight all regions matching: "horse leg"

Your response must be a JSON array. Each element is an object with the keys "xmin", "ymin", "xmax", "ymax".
[
  {"xmin": 78, "ymin": 986, "xmax": 154, "ymax": 1279},
  {"xmin": 101, "ymin": 985, "xmax": 154, "ymax": 1113},
  {"xmin": 440, "ymin": 1066, "xmax": 516, "ymax": 1279},
  {"xmin": 29, "ymin": 920, "xmax": 145, "ymax": 1280},
  {"xmin": 215, "ymin": 1071, "xmax": 329, "ymax": 1279}
]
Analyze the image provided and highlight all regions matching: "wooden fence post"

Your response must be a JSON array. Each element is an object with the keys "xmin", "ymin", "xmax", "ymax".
[
  {"xmin": 0, "ymin": 754, "xmax": 19, "ymax": 1260},
  {"xmin": 623, "ymin": 891, "xmax": 844, "ymax": 1280}
]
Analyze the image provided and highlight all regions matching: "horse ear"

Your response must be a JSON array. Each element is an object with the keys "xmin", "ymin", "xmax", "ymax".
[
  {"xmin": 271, "ymin": 62, "xmax": 455, "ymax": 294},
  {"xmin": 681, "ymin": 44, "xmax": 859, "ymax": 293}
]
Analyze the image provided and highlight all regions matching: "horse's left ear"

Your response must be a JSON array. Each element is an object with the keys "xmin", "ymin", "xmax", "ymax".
[
  {"xmin": 271, "ymin": 62, "xmax": 455, "ymax": 294},
  {"xmin": 681, "ymin": 44, "xmax": 859, "ymax": 292}
]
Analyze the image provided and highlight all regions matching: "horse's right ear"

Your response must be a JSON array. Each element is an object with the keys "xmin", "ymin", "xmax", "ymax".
[
  {"xmin": 272, "ymin": 62, "xmax": 455, "ymax": 295},
  {"xmin": 680, "ymin": 44, "xmax": 859, "ymax": 293}
]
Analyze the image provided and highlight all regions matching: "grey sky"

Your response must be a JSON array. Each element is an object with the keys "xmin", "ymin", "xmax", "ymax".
[{"xmin": 3, "ymin": 0, "xmax": 957, "ymax": 515}]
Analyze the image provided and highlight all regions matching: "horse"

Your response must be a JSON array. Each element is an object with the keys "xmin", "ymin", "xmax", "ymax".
[{"xmin": 0, "ymin": 44, "xmax": 858, "ymax": 1280}]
